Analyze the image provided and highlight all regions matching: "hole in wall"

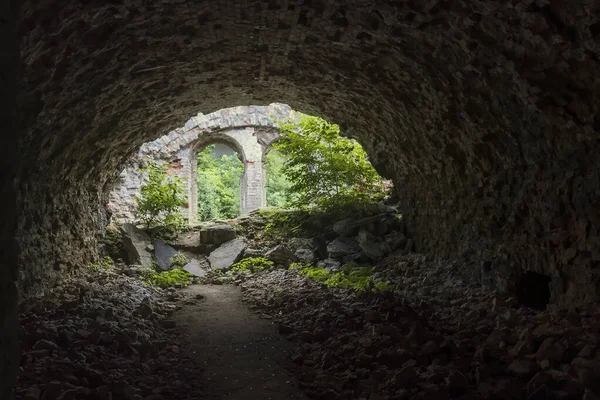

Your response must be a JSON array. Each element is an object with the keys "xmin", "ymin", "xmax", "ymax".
[{"xmin": 516, "ymin": 271, "xmax": 551, "ymax": 310}]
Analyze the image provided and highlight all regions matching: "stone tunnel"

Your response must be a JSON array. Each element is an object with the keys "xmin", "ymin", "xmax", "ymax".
[
  {"xmin": 108, "ymin": 104, "xmax": 292, "ymax": 223},
  {"xmin": 2, "ymin": 0, "xmax": 600, "ymax": 397}
]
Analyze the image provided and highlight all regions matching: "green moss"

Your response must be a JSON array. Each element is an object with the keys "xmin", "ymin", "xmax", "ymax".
[
  {"xmin": 90, "ymin": 256, "xmax": 114, "ymax": 271},
  {"xmin": 144, "ymin": 268, "xmax": 194, "ymax": 288},
  {"xmin": 290, "ymin": 262, "xmax": 391, "ymax": 293},
  {"xmin": 143, "ymin": 254, "xmax": 194, "ymax": 288},
  {"xmin": 102, "ymin": 225, "xmax": 124, "ymax": 261},
  {"xmin": 261, "ymin": 208, "xmax": 308, "ymax": 239},
  {"xmin": 230, "ymin": 257, "xmax": 274, "ymax": 274}
]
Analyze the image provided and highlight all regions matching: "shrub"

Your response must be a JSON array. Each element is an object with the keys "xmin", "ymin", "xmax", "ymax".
[
  {"xmin": 230, "ymin": 257, "xmax": 274, "ymax": 274},
  {"xmin": 290, "ymin": 262, "xmax": 391, "ymax": 292},
  {"xmin": 260, "ymin": 208, "xmax": 308, "ymax": 239},
  {"xmin": 136, "ymin": 161, "xmax": 187, "ymax": 229},
  {"xmin": 170, "ymin": 253, "xmax": 188, "ymax": 269},
  {"xmin": 273, "ymin": 113, "xmax": 389, "ymax": 211},
  {"xmin": 142, "ymin": 255, "xmax": 194, "ymax": 288},
  {"xmin": 145, "ymin": 268, "xmax": 194, "ymax": 288},
  {"xmin": 197, "ymin": 145, "xmax": 244, "ymax": 221}
]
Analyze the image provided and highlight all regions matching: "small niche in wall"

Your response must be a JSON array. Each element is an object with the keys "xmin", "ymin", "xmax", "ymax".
[{"xmin": 516, "ymin": 271, "xmax": 551, "ymax": 310}]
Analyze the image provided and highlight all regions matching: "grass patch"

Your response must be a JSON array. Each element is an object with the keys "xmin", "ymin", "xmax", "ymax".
[{"xmin": 290, "ymin": 262, "xmax": 391, "ymax": 292}]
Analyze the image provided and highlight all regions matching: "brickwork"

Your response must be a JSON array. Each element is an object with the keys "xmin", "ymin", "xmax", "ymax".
[
  {"xmin": 109, "ymin": 104, "xmax": 292, "ymax": 223},
  {"xmin": 11, "ymin": 0, "xmax": 600, "ymax": 331}
]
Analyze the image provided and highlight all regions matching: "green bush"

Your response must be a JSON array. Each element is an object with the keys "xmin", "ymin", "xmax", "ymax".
[
  {"xmin": 136, "ymin": 161, "xmax": 187, "ymax": 229},
  {"xmin": 143, "ymin": 255, "xmax": 194, "ymax": 288},
  {"xmin": 145, "ymin": 268, "xmax": 194, "ymax": 288},
  {"xmin": 290, "ymin": 262, "xmax": 391, "ymax": 292},
  {"xmin": 230, "ymin": 257, "xmax": 274, "ymax": 274},
  {"xmin": 265, "ymin": 149, "xmax": 293, "ymax": 208},
  {"xmin": 197, "ymin": 145, "xmax": 244, "ymax": 221},
  {"xmin": 260, "ymin": 208, "xmax": 308, "ymax": 239},
  {"xmin": 170, "ymin": 253, "xmax": 188, "ymax": 269},
  {"xmin": 273, "ymin": 113, "xmax": 389, "ymax": 211}
]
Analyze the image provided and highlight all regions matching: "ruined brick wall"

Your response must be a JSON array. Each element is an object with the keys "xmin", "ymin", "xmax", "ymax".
[
  {"xmin": 15, "ymin": 0, "xmax": 600, "ymax": 315},
  {"xmin": 109, "ymin": 104, "xmax": 292, "ymax": 223}
]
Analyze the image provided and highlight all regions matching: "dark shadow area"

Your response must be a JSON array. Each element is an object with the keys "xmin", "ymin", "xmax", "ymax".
[{"xmin": 516, "ymin": 271, "xmax": 551, "ymax": 310}]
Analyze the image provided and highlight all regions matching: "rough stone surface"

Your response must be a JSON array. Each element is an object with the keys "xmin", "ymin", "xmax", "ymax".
[
  {"xmin": 120, "ymin": 223, "xmax": 153, "ymax": 269},
  {"xmin": 208, "ymin": 238, "xmax": 246, "ymax": 271},
  {"xmin": 154, "ymin": 240, "xmax": 179, "ymax": 271},
  {"xmin": 199, "ymin": 224, "xmax": 237, "ymax": 245},
  {"xmin": 327, "ymin": 237, "xmax": 361, "ymax": 259},
  {"xmin": 7, "ymin": 2, "xmax": 600, "ymax": 395},
  {"xmin": 265, "ymin": 244, "xmax": 298, "ymax": 267},
  {"xmin": 109, "ymin": 104, "xmax": 293, "ymax": 223},
  {"xmin": 182, "ymin": 259, "xmax": 208, "ymax": 278}
]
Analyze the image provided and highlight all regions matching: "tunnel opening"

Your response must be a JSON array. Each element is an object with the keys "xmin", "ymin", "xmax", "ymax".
[{"xmin": 516, "ymin": 271, "xmax": 552, "ymax": 310}]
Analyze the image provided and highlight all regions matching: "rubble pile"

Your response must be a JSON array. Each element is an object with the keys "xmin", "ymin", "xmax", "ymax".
[
  {"xmin": 16, "ymin": 268, "xmax": 203, "ymax": 400},
  {"xmin": 241, "ymin": 253, "xmax": 600, "ymax": 400}
]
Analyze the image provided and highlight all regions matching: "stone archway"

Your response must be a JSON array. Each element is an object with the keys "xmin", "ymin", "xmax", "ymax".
[{"xmin": 108, "ymin": 104, "xmax": 293, "ymax": 223}]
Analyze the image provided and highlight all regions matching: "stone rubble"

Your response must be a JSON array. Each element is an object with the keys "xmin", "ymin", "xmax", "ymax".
[
  {"xmin": 239, "ymin": 252, "xmax": 600, "ymax": 400},
  {"xmin": 15, "ymin": 268, "xmax": 204, "ymax": 400}
]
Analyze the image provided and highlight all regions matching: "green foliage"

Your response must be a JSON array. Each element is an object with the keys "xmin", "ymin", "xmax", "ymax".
[
  {"xmin": 260, "ymin": 208, "xmax": 308, "ymax": 239},
  {"xmin": 197, "ymin": 145, "xmax": 244, "ymax": 221},
  {"xmin": 143, "ymin": 255, "xmax": 193, "ymax": 288},
  {"xmin": 136, "ymin": 161, "xmax": 187, "ymax": 229},
  {"xmin": 265, "ymin": 150, "xmax": 293, "ymax": 208},
  {"xmin": 273, "ymin": 113, "xmax": 389, "ymax": 211},
  {"xmin": 290, "ymin": 262, "xmax": 391, "ymax": 292},
  {"xmin": 230, "ymin": 257, "xmax": 274, "ymax": 274},
  {"xmin": 90, "ymin": 256, "xmax": 114, "ymax": 272},
  {"xmin": 170, "ymin": 253, "xmax": 188, "ymax": 269},
  {"xmin": 101, "ymin": 225, "xmax": 123, "ymax": 261},
  {"xmin": 144, "ymin": 268, "xmax": 194, "ymax": 288}
]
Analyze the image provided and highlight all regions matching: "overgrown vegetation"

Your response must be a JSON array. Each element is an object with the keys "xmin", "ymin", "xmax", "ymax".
[
  {"xmin": 230, "ymin": 257, "xmax": 274, "ymax": 274},
  {"xmin": 197, "ymin": 145, "xmax": 244, "ymax": 221},
  {"xmin": 101, "ymin": 225, "xmax": 124, "ymax": 262},
  {"xmin": 260, "ymin": 208, "xmax": 310, "ymax": 239},
  {"xmin": 136, "ymin": 161, "xmax": 187, "ymax": 229},
  {"xmin": 265, "ymin": 149, "xmax": 293, "ymax": 208},
  {"xmin": 290, "ymin": 262, "xmax": 391, "ymax": 292},
  {"xmin": 142, "ymin": 254, "xmax": 194, "ymax": 288},
  {"xmin": 273, "ymin": 113, "xmax": 390, "ymax": 211},
  {"xmin": 90, "ymin": 256, "xmax": 114, "ymax": 272}
]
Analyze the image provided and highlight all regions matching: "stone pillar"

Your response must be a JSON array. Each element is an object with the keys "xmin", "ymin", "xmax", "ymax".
[
  {"xmin": 0, "ymin": 2, "xmax": 20, "ymax": 398},
  {"xmin": 240, "ymin": 160, "xmax": 266, "ymax": 214}
]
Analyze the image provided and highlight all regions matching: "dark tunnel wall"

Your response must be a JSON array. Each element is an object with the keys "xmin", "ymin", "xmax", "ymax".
[
  {"xmin": 17, "ymin": 0, "xmax": 600, "ymax": 304},
  {"xmin": 3, "ymin": 0, "xmax": 600, "ymax": 395}
]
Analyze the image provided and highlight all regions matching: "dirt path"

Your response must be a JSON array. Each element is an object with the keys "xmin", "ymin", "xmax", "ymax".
[{"xmin": 173, "ymin": 284, "xmax": 307, "ymax": 400}]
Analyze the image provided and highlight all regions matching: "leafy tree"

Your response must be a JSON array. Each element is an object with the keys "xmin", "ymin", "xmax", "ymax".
[
  {"xmin": 265, "ymin": 149, "xmax": 293, "ymax": 208},
  {"xmin": 197, "ymin": 145, "xmax": 244, "ymax": 221},
  {"xmin": 136, "ymin": 161, "xmax": 186, "ymax": 228},
  {"xmin": 273, "ymin": 113, "xmax": 387, "ymax": 211}
]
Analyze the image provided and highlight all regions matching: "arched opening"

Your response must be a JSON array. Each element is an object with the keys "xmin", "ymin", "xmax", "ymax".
[
  {"xmin": 189, "ymin": 134, "xmax": 252, "ymax": 223},
  {"xmin": 262, "ymin": 142, "xmax": 292, "ymax": 209},
  {"xmin": 195, "ymin": 142, "xmax": 245, "ymax": 221}
]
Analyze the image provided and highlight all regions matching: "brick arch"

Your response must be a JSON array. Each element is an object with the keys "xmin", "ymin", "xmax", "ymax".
[
  {"xmin": 108, "ymin": 105, "xmax": 291, "ymax": 223},
  {"xmin": 188, "ymin": 131, "xmax": 259, "ymax": 222}
]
